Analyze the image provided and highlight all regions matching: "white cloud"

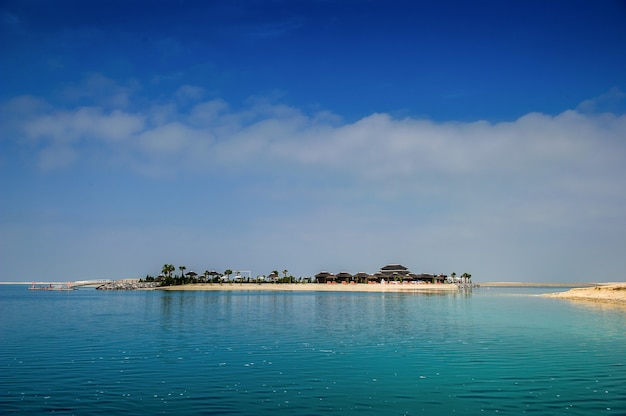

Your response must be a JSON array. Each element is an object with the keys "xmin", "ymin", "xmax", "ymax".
[
  {"xmin": 15, "ymin": 106, "xmax": 144, "ymax": 169},
  {"xmin": 136, "ymin": 121, "xmax": 213, "ymax": 158},
  {"xmin": 189, "ymin": 99, "xmax": 229, "ymax": 127},
  {"xmin": 8, "ymin": 92, "xmax": 626, "ymax": 185},
  {"xmin": 62, "ymin": 74, "xmax": 137, "ymax": 108},
  {"xmin": 137, "ymin": 122, "xmax": 193, "ymax": 154},
  {"xmin": 3, "ymin": 90, "xmax": 625, "ymax": 275},
  {"xmin": 7, "ymin": 91, "xmax": 626, "ymax": 189},
  {"xmin": 24, "ymin": 107, "xmax": 144, "ymax": 144}
]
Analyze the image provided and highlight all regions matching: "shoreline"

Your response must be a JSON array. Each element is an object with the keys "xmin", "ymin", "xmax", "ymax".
[
  {"xmin": 5, "ymin": 281, "xmax": 625, "ymax": 304},
  {"xmin": 157, "ymin": 283, "xmax": 460, "ymax": 292},
  {"xmin": 543, "ymin": 283, "xmax": 626, "ymax": 304},
  {"xmin": 480, "ymin": 282, "xmax": 600, "ymax": 287},
  {"xmin": 1, "ymin": 281, "xmax": 608, "ymax": 287}
]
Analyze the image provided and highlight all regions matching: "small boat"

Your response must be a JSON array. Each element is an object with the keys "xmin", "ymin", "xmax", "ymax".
[{"xmin": 28, "ymin": 282, "xmax": 76, "ymax": 291}]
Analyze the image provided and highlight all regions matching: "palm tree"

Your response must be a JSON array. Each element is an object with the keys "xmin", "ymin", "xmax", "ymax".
[
  {"xmin": 451, "ymin": 272, "xmax": 457, "ymax": 283},
  {"xmin": 204, "ymin": 270, "xmax": 210, "ymax": 283},
  {"xmin": 161, "ymin": 264, "xmax": 175, "ymax": 285},
  {"xmin": 224, "ymin": 269, "xmax": 233, "ymax": 284},
  {"xmin": 162, "ymin": 264, "xmax": 174, "ymax": 278},
  {"xmin": 179, "ymin": 266, "xmax": 186, "ymax": 284},
  {"xmin": 461, "ymin": 272, "xmax": 470, "ymax": 285}
]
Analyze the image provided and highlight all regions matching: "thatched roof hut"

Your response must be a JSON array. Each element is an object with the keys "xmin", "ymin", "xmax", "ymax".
[
  {"xmin": 315, "ymin": 271, "xmax": 335, "ymax": 283},
  {"xmin": 414, "ymin": 273, "xmax": 446, "ymax": 283},
  {"xmin": 335, "ymin": 271, "xmax": 353, "ymax": 282},
  {"xmin": 378, "ymin": 264, "xmax": 411, "ymax": 280},
  {"xmin": 353, "ymin": 272, "xmax": 369, "ymax": 283},
  {"xmin": 380, "ymin": 264, "xmax": 409, "ymax": 272}
]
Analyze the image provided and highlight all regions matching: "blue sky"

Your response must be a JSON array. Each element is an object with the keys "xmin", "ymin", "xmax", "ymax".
[{"xmin": 1, "ymin": 0, "xmax": 625, "ymax": 282}]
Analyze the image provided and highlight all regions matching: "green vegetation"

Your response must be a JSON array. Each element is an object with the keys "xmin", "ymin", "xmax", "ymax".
[{"xmin": 154, "ymin": 265, "xmax": 301, "ymax": 287}]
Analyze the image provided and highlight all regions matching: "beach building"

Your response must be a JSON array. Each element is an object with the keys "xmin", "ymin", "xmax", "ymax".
[
  {"xmin": 353, "ymin": 272, "xmax": 370, "ymax": 283},
  {"xmin": 314, "ymin": 271, "xmax": 334, "ymax": 283},
  {"xmin": 378, "ymin": 264, "xmax": 411, "ymax": 281},
  {"xmin": 314, "ymin": 264, "xmax": 448, "ymax": 284},
  {"xmin": 335, "ymin": 272, "xmax": 353, "ymax": 283}
]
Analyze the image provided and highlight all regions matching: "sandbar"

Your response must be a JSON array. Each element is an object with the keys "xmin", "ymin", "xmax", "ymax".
[
  {"xmin": 544, "ymin": 283, "xmax": 626, "ymax": 304},
  {"xmin": 481, "ymin": 282, "xmax": 598, "ymax": 287}
]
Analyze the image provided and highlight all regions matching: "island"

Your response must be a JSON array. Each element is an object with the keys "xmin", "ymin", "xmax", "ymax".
[{"xmin": 96, "ymin": 263, "xmax": 470, "ymax": 292}]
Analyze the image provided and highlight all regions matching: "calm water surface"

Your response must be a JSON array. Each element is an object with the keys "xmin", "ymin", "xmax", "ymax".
[{"xmin": 1, "ymin": 285, "xmax": 625, "ymax": 415}]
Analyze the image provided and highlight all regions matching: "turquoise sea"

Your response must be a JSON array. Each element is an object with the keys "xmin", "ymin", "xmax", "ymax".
[{"xmin": 1, "ymin": 285, "xmax": 625, "ymax": 415}]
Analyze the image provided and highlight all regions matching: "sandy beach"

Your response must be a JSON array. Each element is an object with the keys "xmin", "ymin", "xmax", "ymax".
[
  {"xmin": 157, "ymin": 283, "xmax": 459, "ymax": 292},
  {"xmin": 544, "ymin": 283, "xmax": 626, "ymax": 303}
]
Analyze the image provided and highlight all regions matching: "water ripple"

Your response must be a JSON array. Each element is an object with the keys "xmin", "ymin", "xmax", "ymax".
[{"xmin": 1, "ymin": 288, "xmax": 625, "ymax": 414}]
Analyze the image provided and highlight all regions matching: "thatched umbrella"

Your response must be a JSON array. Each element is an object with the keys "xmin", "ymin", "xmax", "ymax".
[
  {"xmin": 204, "ymin": 270, "xmax": 219, "ymax": 283},
  {"xmin": 185, "ymin": 270, "xmax": 198, "ymax": 283}
]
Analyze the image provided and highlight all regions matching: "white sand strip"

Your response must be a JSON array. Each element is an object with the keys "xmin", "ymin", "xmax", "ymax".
[{"xmin": 158, "ymin": 283, "xmax": 459, "ymax": 292}]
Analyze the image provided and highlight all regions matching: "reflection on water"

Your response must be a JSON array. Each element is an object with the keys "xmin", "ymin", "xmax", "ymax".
[
  {"xmin": 557, "ymin": 297, "xmax": 626, "ymax": 312},
  {"xmin": 1, "ymin": 285, "xmax": 625, "ymax": 415}
]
